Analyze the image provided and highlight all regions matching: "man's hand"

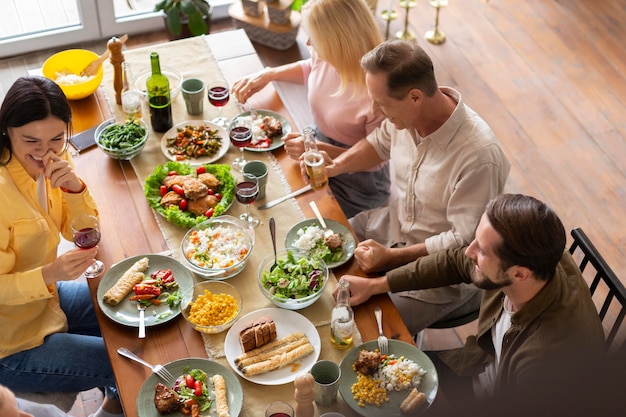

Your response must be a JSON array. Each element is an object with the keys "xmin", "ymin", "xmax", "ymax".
[
  {"xmin": 334, "ymin": 275, "xmax": 389, "ymax": 306},
  {"xmin": 354, "ymin": 239, "xmax": 393, "ymax": 273}
]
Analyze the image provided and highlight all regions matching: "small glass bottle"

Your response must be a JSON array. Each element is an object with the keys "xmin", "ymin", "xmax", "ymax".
[
  {"xmin": 330, "ymin": 279, "xmax": 355, "ymax": 349},
  {"xmin": 146, "ymin": 52, "xmax": 173, "ymax": 132},
  {"xmin": 302, "ymin": 127, "xmax": 328, "ymax": 190},
  {"xmin": 121, "ymin": 62, "xmax": 142, "ymax": 121}
]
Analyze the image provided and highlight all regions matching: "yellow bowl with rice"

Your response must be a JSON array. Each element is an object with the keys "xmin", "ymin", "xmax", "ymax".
[{"xmin": 42, "ymin": 49, "xmax": 103, "ymax": 100}]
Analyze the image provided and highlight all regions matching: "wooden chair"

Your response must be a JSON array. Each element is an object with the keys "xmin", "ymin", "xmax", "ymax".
[{"xmin": 569, "ymin": 228, "xmax": 626, "ymax": 353}]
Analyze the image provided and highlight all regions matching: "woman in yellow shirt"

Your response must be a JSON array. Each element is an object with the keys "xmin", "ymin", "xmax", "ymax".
[{"xmin": 0, "ymin": 77, "xmax": 122, "ymax": 417}]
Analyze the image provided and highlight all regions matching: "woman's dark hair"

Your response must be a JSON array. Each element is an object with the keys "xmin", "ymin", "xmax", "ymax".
[
  {"xmin": 0, "ymin": 76, "xmax": 72, "ymax": 165},
  {"xmin": 486, "ymin": 193, "xmax": 566, "ymax": 281},
  {"xmin": 360, "ymin": 39, "xmax": 438, "ymax": 100}
]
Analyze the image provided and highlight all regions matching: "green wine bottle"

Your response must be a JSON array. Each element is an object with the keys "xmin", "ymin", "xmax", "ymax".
[{"xmin": 146, "ymin": 52, "xmax": 173, "ymax": 132}]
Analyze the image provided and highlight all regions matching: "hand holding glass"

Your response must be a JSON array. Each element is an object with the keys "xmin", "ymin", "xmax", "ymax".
[
  {"xmin": 236, "ymin": 173, "xmax": 260, "ymax": 228},
  {"xmin": 207, "ymin": 79, "xmax": 230, "ymax": 128},
  {"xmin": 71, "ymin": 214, "xmax": 104, "ymax": 278}
]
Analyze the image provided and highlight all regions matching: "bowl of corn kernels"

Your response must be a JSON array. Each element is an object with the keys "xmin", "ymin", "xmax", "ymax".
[{"xmin": 180, "ymin": 281, "xmax": 242, "ymax": 334}]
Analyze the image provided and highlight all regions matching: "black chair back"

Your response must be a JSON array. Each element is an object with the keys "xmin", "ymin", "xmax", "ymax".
[{"xmin": 569, "ymin": 228, "xmax": 626, "ymax": 353}]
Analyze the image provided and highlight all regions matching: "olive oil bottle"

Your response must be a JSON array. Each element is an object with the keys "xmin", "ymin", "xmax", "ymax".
[{"xmin": 146, "ymin": 52, "xmax": 172, "ymax": 132}]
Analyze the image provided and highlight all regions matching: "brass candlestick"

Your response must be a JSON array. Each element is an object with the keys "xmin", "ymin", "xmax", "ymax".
[
  {"xmin": 425, "ymin": 0, "xmax": 448, "ymax": 45},
  {"xmin": 380, "ymin": 5, "xmax": 398, "ymax": 41},
  {"xmin": 396, "ymin": 0, "xmax": 416, "ymax": 41}
]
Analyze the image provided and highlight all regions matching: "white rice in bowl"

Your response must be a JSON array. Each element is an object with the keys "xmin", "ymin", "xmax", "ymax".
[{"xmin": 183, "ymin": 224, "xmax": 251, "ymax": 269}]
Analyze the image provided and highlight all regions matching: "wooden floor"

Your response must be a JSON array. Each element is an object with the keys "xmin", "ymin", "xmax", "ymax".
[{"xmin": 1, "ymin": 0, "xmax": 624, "ymax": 415}]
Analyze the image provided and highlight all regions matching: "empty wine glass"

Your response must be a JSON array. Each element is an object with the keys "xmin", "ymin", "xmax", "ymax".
[
  {"xmin": 207, "ymin": 79, "xmax": 230, "ymax": 128},
  {"xmin": 70, "ymin": 214, "xmax": 104, "ymax": 278},
  {"xmin": 229, "ymin": 117, "xmax": 252, "ymax": 172},
  {"xmin": 235, "ymin": 173, "xmax": 260, "ymax": 228}
]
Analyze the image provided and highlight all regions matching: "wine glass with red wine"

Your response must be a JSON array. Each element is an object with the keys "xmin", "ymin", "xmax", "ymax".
[
  {"xmin": 229, "ymin": 117, "xmax": 252, "ymax": 172},
  {"xmin": 70, "ymin": 214, "xmax": 104, "ymax": 278},
  {"xmin": 236, "ymin": 173, "xmax": 260, "ymax": 228},
  {"xmin": 207, "ymin": 79, "xmax": 230, "ymax": 128}
]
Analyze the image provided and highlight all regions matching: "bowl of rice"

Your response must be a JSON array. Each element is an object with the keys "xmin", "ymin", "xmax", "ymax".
[
  {"xmin": 42, "ymin": 49, "xmax": 104, "ymax": 100},
  {"xmin": 257, "ymin": 248, "xmax": 328, "ymax": 310},
  {"xmin": 180, "ymin": 215, "xmax": 254, "ymax": 280},
  {"xmin": 180, "ymin": 280, "xmax": 242, "ymax": 334}
]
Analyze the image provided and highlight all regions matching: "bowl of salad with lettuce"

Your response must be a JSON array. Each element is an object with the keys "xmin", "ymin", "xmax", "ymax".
[
  {"xmin": 144, "ymin": 161, "xmax": 235, "ymax": 228},
  {"xmin": 258, "ymin": 249, "xmax": 328, "ymax": 310}
]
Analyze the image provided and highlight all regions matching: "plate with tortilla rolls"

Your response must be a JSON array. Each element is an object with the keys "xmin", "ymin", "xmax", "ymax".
[
  {"xmin": 136, "ymin": 357, "xmax": 243, "ymax": 417},
  {"xmin": 97, "ymin": 254, "xmax": 194, "ymax": 328},
  {"xmin": 224, "ymin": 308, "xmax": 321, "ymax": 385}
]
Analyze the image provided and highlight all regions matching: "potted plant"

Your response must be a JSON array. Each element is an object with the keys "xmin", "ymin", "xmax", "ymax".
[{"xmin": 153, "ymin": 0, "xmax": 212, "ymax": 38}]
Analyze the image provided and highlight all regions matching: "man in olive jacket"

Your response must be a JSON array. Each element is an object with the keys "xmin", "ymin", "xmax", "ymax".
[{"xmin": 341, "ymin": 193, "xmax": 606, "ymax": 407}]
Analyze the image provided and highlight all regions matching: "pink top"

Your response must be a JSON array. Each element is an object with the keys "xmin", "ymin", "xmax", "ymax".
[{"xmin": 300, "ymin": 57, "xmax": 384, "ymax": 145}]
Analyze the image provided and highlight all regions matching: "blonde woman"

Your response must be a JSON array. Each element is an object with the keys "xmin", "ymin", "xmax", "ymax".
[{"xmin": 232, "ymin": 0, "xmax": 389, "ymax": 217}]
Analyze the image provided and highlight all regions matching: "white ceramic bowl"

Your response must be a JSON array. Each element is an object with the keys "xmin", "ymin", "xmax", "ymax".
[{"xmin": 257, "ymin": 249, "xmax": 328, "ymax": 310}]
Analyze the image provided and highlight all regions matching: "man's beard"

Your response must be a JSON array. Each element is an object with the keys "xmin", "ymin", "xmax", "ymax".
[{"xmin": 471, "ymin": 266, "xmax": 512, "ymax": 290}]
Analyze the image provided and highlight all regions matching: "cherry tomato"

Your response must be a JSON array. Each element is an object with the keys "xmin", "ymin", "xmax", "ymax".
[
  {"xmin": 179, "ymin": 199, "xmax": 188, "ymax": 211},
  {"xmin": 172, "ymin": 184, "xmax": 185, "ymax": 195},
  {"xmin": 214, "ymin": 193, "xmax": 222, "ymax": 201},
  {"xmin": 151, "ymin": 269, "xmax": 174, "ymax": 284},
  {"xmin": 196, "ymin": 166, "xmax": 206, "ymax": 175},
  {"xmin": 207, "ymin": 188, "xmax": 215, "ymax": 195},
  {"xmin": 204, "ymin": 208, "xmax": 214, "ymax": 218},
  {"xmin": 167, "ymin": 170, "xmax": 178, "ymax": 176},
  {"xmin": 159, "ymin": 185, "xmax": 168, "ymax": 197},
  {"xmin": 194, "ymin": 380, "xmax": 203, "ymax": 397}
]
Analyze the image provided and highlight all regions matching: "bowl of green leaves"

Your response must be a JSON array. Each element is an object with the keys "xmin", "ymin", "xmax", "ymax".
[{"xmin": 95, "ymin": 118, "xmax": 148, "ymax": 160}]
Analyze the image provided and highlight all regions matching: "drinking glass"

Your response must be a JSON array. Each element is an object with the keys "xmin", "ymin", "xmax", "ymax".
[
  {"xmin": 207, "ymin": 79, "xmax": 230, "ymax": 128},
  {"xmin": 229, "ymin": 117, "xmax": 252, "ymax": 172},
  {"xmin": 235, "ymin": 173, "xmax": 260, "ymax": 228},
  {"xmin": 70, "ymin": 214, "xmax": 104, "ymax": 278}
]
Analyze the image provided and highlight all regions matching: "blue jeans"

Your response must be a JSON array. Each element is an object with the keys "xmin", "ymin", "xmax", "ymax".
[{"xmin": 0, "ymin": 281, "xmax": 117, "ymax": 395}]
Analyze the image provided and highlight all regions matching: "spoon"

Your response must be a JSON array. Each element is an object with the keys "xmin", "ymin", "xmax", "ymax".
[
  {"xmin": 309, "ymin": 201, "xmax": 334, "ymax": 238},
  {"xmin": 80, "ymin": 34, "xmax": 128, "ymax": 76},
  {"xmin": 269, "ymin": 217, "xmax": 278, "ymax": 271}
]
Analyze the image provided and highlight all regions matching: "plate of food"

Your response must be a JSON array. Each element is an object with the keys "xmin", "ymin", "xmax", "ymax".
[
  {"xmin": 224, "ymin": 308, "xmax": 321, "ymax": 385},
  {"xmin": 338, "ymin": 340, "xmax": 438, "ymax": 417},
  {"xmin": 136, "ymin": 357, "xmax": 243, "ymax": 417},
  {"xmin": 144, "ymin": 161, "xmax": 235, "ymax": 228},
  {"xmin": 160, "ymin": 120, "xmax": 228, "ymax": 165},
  {"xmin": 229, "ymin": 110, "xmax": 291, "ymax": 152},
  {"xmin": 285, "ymin": 218, "xmax": 356, "ymax": 269},
  {"xmin": 97, "ymin": 254, "xmax": 194, "ymax": 327}
]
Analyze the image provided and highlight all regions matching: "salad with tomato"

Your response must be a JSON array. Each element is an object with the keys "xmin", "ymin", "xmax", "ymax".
[
  {"xmin": 174, "ymin": 368, "xmax": 212, "ymax": 415},
  {"xmin": 144, "ymin": 161, "xmax": 235, "ymax": 228}
]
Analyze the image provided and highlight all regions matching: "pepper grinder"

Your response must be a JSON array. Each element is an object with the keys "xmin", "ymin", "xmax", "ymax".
[
  {"xmin": 107, "ymin": 36, "xmax": 125, "ymax": 105},
  {"xmin": 294, "ymin": 372, "xmax": 315, "ymax": 417}
]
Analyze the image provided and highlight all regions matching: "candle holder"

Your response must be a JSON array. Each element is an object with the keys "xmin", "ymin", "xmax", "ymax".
[
  {"xmin": 425, "ymin": 0, "xmax": 448, "ymax": 45},
  {"xmin": 380, "ymin": 5, "xmax": 398, "ymax": 41},
  {"xmin": 396, "ymin": 0, "xmax": 416, "ymax": 40}
]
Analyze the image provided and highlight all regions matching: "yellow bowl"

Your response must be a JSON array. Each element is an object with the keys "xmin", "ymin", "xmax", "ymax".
[{"xmin": 42, "ymin": 49, "xmax": 104, "ymax": 100}]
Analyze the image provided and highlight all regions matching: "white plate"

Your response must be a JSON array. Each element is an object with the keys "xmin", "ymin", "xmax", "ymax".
[
  {"xmin": 285, "ymin": 218, "xmax": 356, "ymax": 269},
  {"xmin": 161, "ymin": 120, "xmax": 229, "ymax": 165},
  {"xmin": 96, "ymin": 254, "xmax": 194, "ymax": 327},
  {"xmin": 224, "ymin": 308, "xmax": 321, "ymax": 385},
  {"xmin": 136, "ymin": 357, "xmax": 243, "ymax": 417},
  {"xmin": 229, "ymin": 110, "xmax": 291, "ymax": 152}
]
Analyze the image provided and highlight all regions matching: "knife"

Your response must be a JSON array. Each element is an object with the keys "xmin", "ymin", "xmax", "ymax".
[{"xmin": 258, "ymin": 185, "xmax": 313, "ymax": 210}]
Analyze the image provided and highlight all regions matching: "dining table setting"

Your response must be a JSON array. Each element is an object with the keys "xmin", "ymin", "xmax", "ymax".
[{"xmin": 60, "ymin": 29, "xmax": 436, "ymax": 417}]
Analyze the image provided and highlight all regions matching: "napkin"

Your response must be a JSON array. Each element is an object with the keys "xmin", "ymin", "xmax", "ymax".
[{"xmin": 36, "ymin": 173, "xmax": 48, "ymax": 213}]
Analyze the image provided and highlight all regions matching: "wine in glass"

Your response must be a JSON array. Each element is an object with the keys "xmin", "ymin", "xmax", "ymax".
[
  {"xmin": 229, "ymin": 117, "xmax": 252, "ymax": 172},
  {"xmin": 71, "ymin": 214, "xmax": 104, "ymax": 278},
  {"xmin": 207, "ymin": 79, "xmax": 230, "ymax": 128},
  {"xmin": 236, "ymin": 173, "xmax": 260, "ymax": 228}
]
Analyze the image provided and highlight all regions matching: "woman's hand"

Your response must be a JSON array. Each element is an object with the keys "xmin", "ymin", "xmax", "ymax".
[
  {"xmin": 283, "ymin": 132, "xmax": 305, "ymax": 160},
  {"xmin": 41, "ymin": 247, "xmax": 99, "ymax": 285},
  {"xmin": 43, "ymin": 150, "xmax": 83, "ymax": 192},
  {"xmin": 231, "ymin": 70, "xmax": 272, "ymax": 104}
]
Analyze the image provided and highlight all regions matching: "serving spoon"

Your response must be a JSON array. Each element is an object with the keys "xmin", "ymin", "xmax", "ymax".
[{"xmin": 269, "ymin": 217, "xmax": 278, "ymax": 271}]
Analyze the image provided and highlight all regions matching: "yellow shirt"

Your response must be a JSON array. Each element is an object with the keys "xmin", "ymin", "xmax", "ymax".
[{"xmin": 0, "ymin": 152, "xmax": 98, "ymax": 358}]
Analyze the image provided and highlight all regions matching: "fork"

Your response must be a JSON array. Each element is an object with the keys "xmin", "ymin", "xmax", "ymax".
[
  {"xmin": 374, "ymin": 306, "xmax": 388, "ymax": 355},
  {"xmin": 137, "ymin": 303, "xmax": 146, "ymax": 339},
  {"xmin": 309, "ymin": 201, "xmax": 335, "ymax": 239},
  {"xmin": 117, "ymin": 348, "xmax": 176, "ymax": 385}
]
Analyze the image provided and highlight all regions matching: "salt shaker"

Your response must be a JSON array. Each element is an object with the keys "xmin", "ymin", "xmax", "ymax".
[{"xmin": 294, "ymin": 372, "xmax": 315, "ymax": 417}]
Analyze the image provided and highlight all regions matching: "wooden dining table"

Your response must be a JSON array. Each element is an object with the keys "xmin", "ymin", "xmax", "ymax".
[{"xmin": 65, "ymin": 29, "xmax": 416, "ymax": 417}]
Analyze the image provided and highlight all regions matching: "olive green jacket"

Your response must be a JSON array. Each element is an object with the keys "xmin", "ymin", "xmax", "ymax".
[{"xmin": 387, "ymin": 247, "xmax": 605, "ymax": 395}]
